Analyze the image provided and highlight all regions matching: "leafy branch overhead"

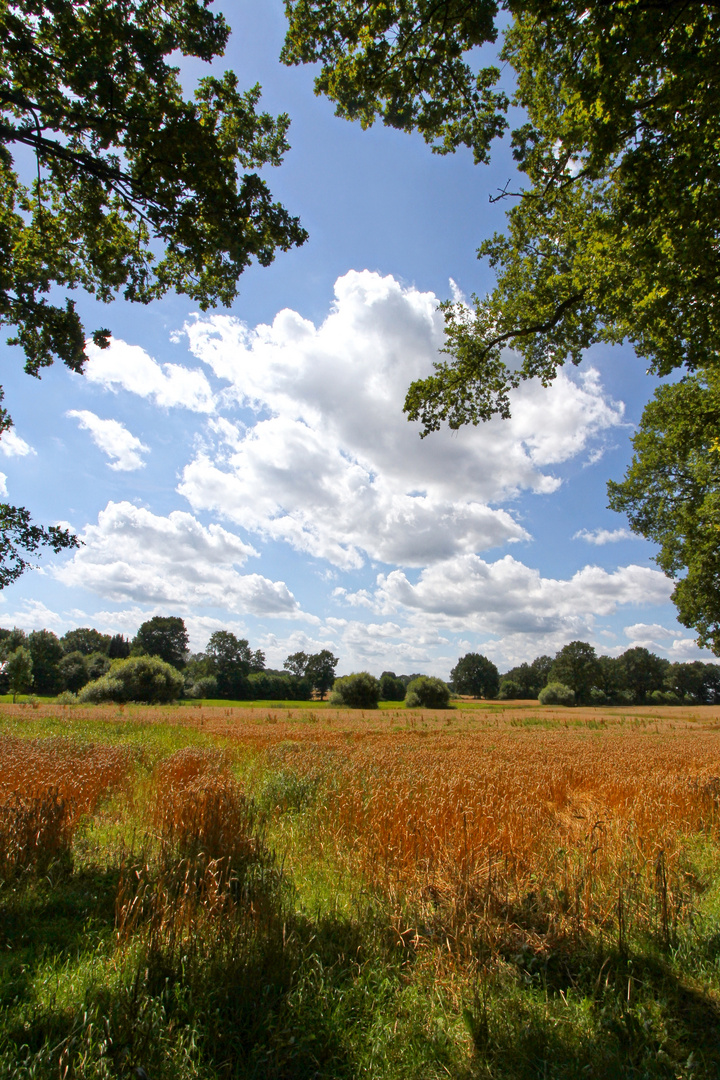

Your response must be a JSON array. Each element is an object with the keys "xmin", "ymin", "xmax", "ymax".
[
  {"xmin": 284, "ymin": 0, "xmax": 720, "ymax": 428},
  {"xmin": 0, "ymin": 0, "xmax": 308, "ymax": 586},
  {"xmin": 2, "ymin": 0, "xmax": 306, "ymax": 385}
]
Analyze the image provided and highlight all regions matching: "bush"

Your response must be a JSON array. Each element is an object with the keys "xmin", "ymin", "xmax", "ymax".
[
  {"xmin": 186, "ymin": 676, "xmax": 218, "ymax": 699},
  {"xmin": 497, "ymin": 679, "xmax": 521, "ymax": 700},
  {"xmin": 330, "ymin": 672, "xmax": 381, "ymax": 708},
  {"xmin": 589, "ymin": 686, "xmax": 607, "ymax": 705},
  {"xmin": 538, "ymin": 682, "xmax": 575, "ymax": 706},
  {"xmin": 247, "ymin": 672, "xmax": 312, "ymax": 701},
  {"xmin": 78, "ymin": 655, "xmax": 184, "ymax": 704},
  {"xmin": 405, "ymin": 676, "xmax": 451, "ymax": 709}
]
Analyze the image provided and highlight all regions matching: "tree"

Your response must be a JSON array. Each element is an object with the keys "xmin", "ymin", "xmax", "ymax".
[
  {"xmin": 58, "ymin": 651, "xmax": 89, "ymax": 694},
  {"xmin": 500, "ymin": 655, "xmax": 552, "ymax": 699},
  {"xmin": 205, "ymin": 630, "xmax": 264, "ymax": 699},
  {"xmin": 608, "ymin": 372, "xmax": 720, "ymax": 652},
  {"xmin": 27, "ymin": 628, "xmax": 63, "ymax": 694},
  {"xmin": 133, "ymin": 616, "xmax": 188, "ymax": 669},
  {"xmin": 538, "ymin": 682, "xmax": 575, "ymax": 707},
  {"xmin": 615, "ymin": 647, "xmax": 669, "ymax": 705},
  {"xmin": 379, "ymin": 671, "xmax": 406, "ymax": 702},
  {"xmin": 285, "ymin": 2, "xmax": 720, "ymax": 430},
  {"xmin": 304, "ymin": 650, "xmax": 339, "ymax": 699},
  {"xmin": 283, "ymin": 651, "xmax": 310, "ymax": 677},
  {"xmin": 549, "ymin": 641, "xmax": 601, "ymax": 705},
  {"xmin": 107, "ymin": 634, "xmax": 131, "ymax": 659},
  {"xmin": 450, "ymin": 652, "xmax": 499, "ymax": 699},
  {"xmin": 0, "ymin": 0, "xmax": 307, "ymax": 585},
  {"xmin": 5, "ymin": 646, "xmax": 33, "ymax": 701},
  {"xmin": 60, "ymin": 627, "xmax": 111, "ymax": 656}
]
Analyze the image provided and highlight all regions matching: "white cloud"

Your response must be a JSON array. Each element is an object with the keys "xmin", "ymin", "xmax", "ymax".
[
  {"xmin": 0, "ymin": 472, "xmax": 7, "ymax": 497},
  {"xmin": 67, "ymin": 410, "xmax": 149, "ymax": 471},
  {"xmin": 54, "ymin": 501, "xmax": 302, "ymax": 617},
  {"xmin": 348, "ymin": 554, "xmax": 673, "ymax": 633},
  {"xmin": 0, "ymin": 429, "xmax": 35, "ymax": 457},
  {"xmin": 84, "ymin": 337, "xmax": 215, "ymax": 413},
  {"xmin": 574, "ymin": 527, "xmax": 639, "ymax": 545},
  {"xmin": 177, "ymin": 271, "xmax": 625, "ymax": 569}
]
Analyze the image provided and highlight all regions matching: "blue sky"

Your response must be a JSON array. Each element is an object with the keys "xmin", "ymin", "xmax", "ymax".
[{"xmin": 0, "ymin": 1, "xmax": 708, "ymax": 676}]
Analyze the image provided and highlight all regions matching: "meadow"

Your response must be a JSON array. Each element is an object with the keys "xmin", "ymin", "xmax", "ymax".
[{"xmin": 2, "ymin": 700, "xmax": 720, "ymax": 1078}]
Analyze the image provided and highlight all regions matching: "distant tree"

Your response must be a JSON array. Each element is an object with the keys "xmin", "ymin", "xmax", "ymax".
[
  {"xmin": 549, "ymin": 642, "xmax": 601, "ymax": 705},
  {"xmin": 205, "ymin": 630, "xmax": 264, "ymax": 699},
  {"xmin": 27, "ymin": 629, "xmax": 63, "ymax": 695},
  {"xmin": 305, "ymin": 650, "xmax": 339, "ymax": 699},
  {"xmin": 283, "ymin": 651, "xmax": 310, "ymax": 677},
  {"xmin": 380, "ymin": 671, "xmax": 406, "ymax": 701},
  {"xmin": 61, "ymin": 628, "xmax": 111, "ymax": 656},
  {"xmin": 664, "ymin": 661, "xmax": 707, "ymax": 703},
  {"xmin": 405, "ymin": 676, "xmax": 451, "ymax": 709},
  {"xmin": 615, "ymin": 647, "xmax": 669, "ymax": 705},
  {"xmin": 133, "ymin": 617, "xmax": 189, "ymax": 669},
  {"xmin": 6, "ymin": 646, "xmax": 33, "ymax": 701},
  {"xmin": 700, "ymin": 664, "xmax": 720, "ymax": 705},
  {"xmin": 595, "ymin": 655, "xmax": 623, "ymax": 703},
  {"xmin": 502, "ymin": 656, "xmax": 553, "ymax": 698},
  {"xmin": 330, "ymin": 672, "xmax": 381, "ymax": 709},
  {"xmin": 450, "ymin": 653, "xmax": 499, "ymax": 699},
  {"xmin": 58, "ymin": 651, "xmax": 89, "ymax": 694},
  {"xmin": 497, "ymin": 679, "xmax": 521, "ymax": 700},
  {"xmin": 0, "ymin": 627, "xmax": 27, "ymax": 658},
  {"xmin": 107, "ymin": 634, "xmax": 131, "ymax": 659}
]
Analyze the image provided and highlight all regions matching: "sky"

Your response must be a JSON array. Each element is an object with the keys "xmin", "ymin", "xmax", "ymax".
[{"xmin": 0, "ymin": 1, "xmax": 710, "ymax": 677}]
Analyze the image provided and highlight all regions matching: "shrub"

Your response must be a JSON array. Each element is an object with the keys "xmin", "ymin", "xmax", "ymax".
[
  {"xmin": 538, "ymin": 682, "xmax": 575, "ymax": 706},
  {"xmin": 186, "ymin": 676, "xmax": 218, "ymax": 699},
  {"xmin": 405, "ymin": 676, "xmax": 451, "ymax": 709},
  {"xmin": 330, "ymin": 672, "xmax": 381, "ymax": 708},
  {"xmin": 78, "ymin": 655, "xmax": 184, "ymax": 704},
  {"xmin": 497, "ymin": 679, "xmax": 521, "ymax": 700},
  {"xmin": 589, "ymin": 686, "xmax": 607, "ymax": 705}
]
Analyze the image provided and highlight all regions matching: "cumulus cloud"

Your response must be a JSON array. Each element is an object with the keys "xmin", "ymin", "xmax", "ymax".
[
  {"xmin": 342, "ymin": 553, "xmax": 673, "ymax": 634},
  {"xmin": 54, "ymin": 501, "xmax": 301, "ymax": 616},
  {"xmin": 0, "ymin": 429, "xmax": 35, "ymax": 457},
  {"xmin": 574, "ymin": 527, "xmax": 638, "ymax": 545},
  {"xmin": 84, "ymin": 336, "xmax": 215, "ymax": 413},
  {"xmin": 67, "ymin": 410, "xmax": 149, "ymax": 471},
  {"xmin": 0, "ymin": 472, "xmax": 7, "ymax": 497},
  {"xmin": 177, "ymin": 270, "xmax": 625, "ymax": 568}
]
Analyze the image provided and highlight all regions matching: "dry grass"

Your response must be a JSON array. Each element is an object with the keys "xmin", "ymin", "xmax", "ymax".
[{"xmin": 0, "ymin": 734, "xmax": 134, "ymax": 879}]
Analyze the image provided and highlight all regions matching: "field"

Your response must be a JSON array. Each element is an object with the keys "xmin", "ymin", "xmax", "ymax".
[{"xmin": 2, "ymin": 701, "xmax": 720, "ymax": 1078}]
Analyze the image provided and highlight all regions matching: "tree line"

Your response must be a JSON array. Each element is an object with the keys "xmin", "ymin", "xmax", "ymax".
[
  {"xmin": 452, "ymin": 644, "xmax": 720, "ymax": 707},
  {"xmin": 0, "ymin": 616, "xmax": 339, "ymax": 703}
]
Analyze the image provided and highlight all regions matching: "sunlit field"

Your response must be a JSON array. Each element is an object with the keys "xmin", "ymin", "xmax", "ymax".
[{"xmin": 2, "ymin": 701, "xmax": 720, "ymax": 1078}]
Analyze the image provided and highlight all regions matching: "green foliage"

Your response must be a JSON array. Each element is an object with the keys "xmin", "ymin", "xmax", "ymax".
[
  {"xmin": 549, "ymin": 641, "xmax": 601, "ymax": 706},
  {"xmin": 205, "ymin": 630, "xmax": 264, "ymax": 698},
  {"xmin": 4, "ymin": 645, "xmax": 32, "ymax": 701},
  {"xmin": 538, "ymin": 681, "xmax": 575, "ymax": 707},
  {"xmin": 502, "ymin": 656, "xmax": 553, "ymax": 699},
  {"xmin": 450, "ymin": 652, "xmax": 499, "ymax": 698},
  {"xmin": 405, "ymin": 675, "xmax": 451, "ymax": 709},
  {"xmin": 247, "ymin": 671, "xmax": 312, "ymax": 701},
  {"xmin": 185, "ymin": 674, "xmax": 218, "ymax": 699},
  {"xmin": 133, "ymin": 616, "xmax": 189, "ymax": 669},
  {"xmin": 616, "ymin": 647, "xmax": 670, "ymax": 705},
  {"xmin": 284, "ymin": 649, "xmax": 338, "ymax": 698},
  {"xmin": 107, "ymin": 633, "xmax": 130, "ymax": 659},
  {"xmin": 608, "ymin": 372, "xmax": 720, "ymax": 652},
  {"xmin": 379, "ymin": 671, "xmax": 406, "ymax": 701},
  {"xmin": 0, "ymin": 502, "xmax": 80, "ymax": 588},
  {"xmin": 60, "ymin": 627, "xmax": 111, "ymax": 656},
  {"xmin": 330, "ymin": 671, "xmax": 381, "ymax": 708},
  {"xmin": 78, "ymin": 655, "xmax": 184, "ymax": 703},
  {"xmin": 58, "ymin": 650, "xmax": 88, "ymax": 694},
  {"xmin": 27, "ymin": 629, "xmax": 63, "ymax": 695}
]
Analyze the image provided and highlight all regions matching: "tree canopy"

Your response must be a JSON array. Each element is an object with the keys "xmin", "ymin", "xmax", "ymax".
[
  {"xmin": 450, "ymin": 652, "xmax": 499, "ymax": 698},
  {"xmin": 284, "ymin": 0, "xmax": 720, "ymax": 429},
  {"xmin": 0, "ymin": 0, "xmax": 307, "ymax": 585},
  {"xmin": 284, "ymin": 0, "xmax": 720, "ymax": 645},
  {"xmin": 608, "ymin": 371, "xmax": 720, "ymax": 653},
  {"xmin": 133, "ymin": 616, "xmax": 189, "ymax": 669}
]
